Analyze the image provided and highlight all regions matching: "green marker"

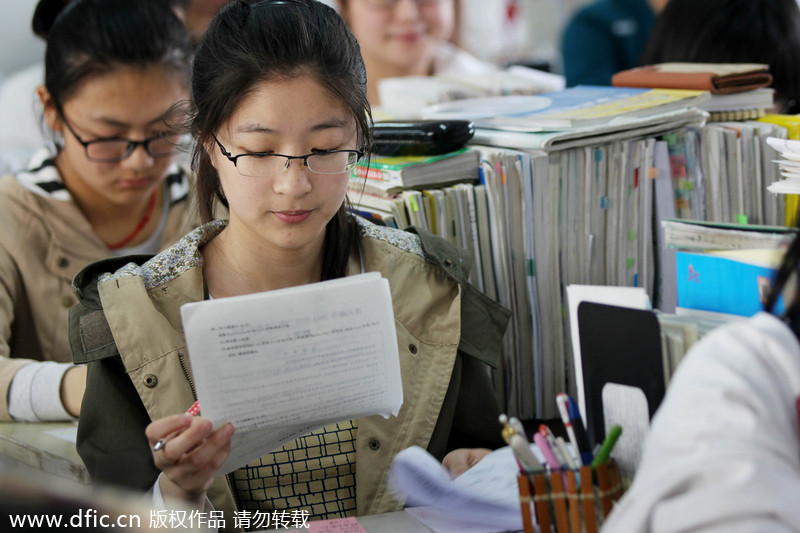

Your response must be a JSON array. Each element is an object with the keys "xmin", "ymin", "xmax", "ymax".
[{"xmin": 591, "ymin": 425, "xmax": 622, "ymax": 467}]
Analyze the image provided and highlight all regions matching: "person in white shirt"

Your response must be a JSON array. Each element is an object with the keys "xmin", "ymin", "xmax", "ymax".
[{"xmin": 602, "ymin": 232, "xmax": 800, "ymax": 532}]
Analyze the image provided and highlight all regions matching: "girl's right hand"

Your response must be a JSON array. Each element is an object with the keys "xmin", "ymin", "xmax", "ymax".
[{"xmin": 146, "ymin": 413, "xmax": 235, "ymax": 507}]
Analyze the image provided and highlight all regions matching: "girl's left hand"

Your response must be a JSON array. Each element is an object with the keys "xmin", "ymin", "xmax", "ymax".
[{"xmin": 442, "ymin": 448, "xmax": 492, "ymax": 478}]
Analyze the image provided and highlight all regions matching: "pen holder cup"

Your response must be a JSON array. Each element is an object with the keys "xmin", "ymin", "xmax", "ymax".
[{"xmin": 517, "ymin": 460, "xmax": 624, "ymax": 533}]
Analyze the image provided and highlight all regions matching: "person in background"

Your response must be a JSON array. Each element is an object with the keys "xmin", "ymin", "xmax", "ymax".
[
  {"xmin": 0, "ymin": 0, "xmax": 194, "ymax": 423},
  {"xmin": 170, "ymin": 0, "xmax": 235, "ymax": 44},
  {"xmin": 601, "ymin": 224, "xmax": 800, "ymax": 531},
  {"xmin": 561, "ymin": 0, "xmax": 669, "ymax": 87},
  {"xmin": 71, "ymin": 0, "xmax": 508, "ymax": 526},
  {"xmin": 638, "ymin": 0, "xmax": 800, "ymax": 114},
  {"xmin": 336, "ymin": 0, "xmax": 496, "ymax": 106},
  {"xmin": 0, "ymin": 0, "xmax": 229, "ymax": 174}
]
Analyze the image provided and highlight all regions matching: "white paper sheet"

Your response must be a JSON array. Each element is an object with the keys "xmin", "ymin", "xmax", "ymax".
[{"xmin": 180, "ymin": 272, "xmax": 403, "ymax": 473}]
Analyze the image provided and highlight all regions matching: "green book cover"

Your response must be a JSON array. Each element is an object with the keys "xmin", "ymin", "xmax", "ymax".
[{"xmin": 357, "ymin": 147, "xmax": 470, "ymax": 170}]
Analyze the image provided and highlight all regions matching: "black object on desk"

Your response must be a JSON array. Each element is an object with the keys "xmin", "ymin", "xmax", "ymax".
[
  {"xmin": 371, "ymin": 120, "xmax": 475, "ymax": 156},
  {"xmin": 577, "ymin": 302, "xmax": 665, "ymax": 447}
]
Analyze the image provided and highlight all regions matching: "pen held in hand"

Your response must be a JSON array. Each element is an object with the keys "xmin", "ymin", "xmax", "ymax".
[{"xmin": 152, "ymin": 400, "xmax": 200, "ymax": 452}]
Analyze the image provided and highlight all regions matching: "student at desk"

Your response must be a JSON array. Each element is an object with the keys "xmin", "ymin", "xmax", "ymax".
[
  {"xmin": 335, "ymin": 0, "xmax": 496, "ymax": 106},
  {"xmin": 602, "ymin": 233, "xmax": 800, "ymax": 530},
  {"xmin": 638, "ymin": 0, "xmax": 800, "ymax": 114},
  {"xmin": 70, "ymin": 0, "xmax": 507, "ymax": 526},
  {"xmin": 0, "ymin": 0, "xmax": 194, "ymax": 423},
  {"xmin": 0, "ymin": 0, "xmax": 231, "ymax": 174}
]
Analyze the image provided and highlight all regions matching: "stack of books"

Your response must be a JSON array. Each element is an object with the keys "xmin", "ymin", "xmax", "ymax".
[
  {"xmin": 612, "ymin": 63, "xmax": 776, "ymax": 122},
  {"xmin": 347, "ymin": 147, "xmax": 480, "ymax": 234},
  {"xmin": 423, "ymin": 85, "xmax": 710, "ymax": 151}
]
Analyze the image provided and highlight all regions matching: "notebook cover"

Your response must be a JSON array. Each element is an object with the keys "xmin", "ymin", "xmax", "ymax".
[
  {"xmin": 612, "ymin": 63, "xmax": 773, "ymax": 94},
  {"xmin": 577, "ymin": 301, "xmax": 665, "ymax": 446}
]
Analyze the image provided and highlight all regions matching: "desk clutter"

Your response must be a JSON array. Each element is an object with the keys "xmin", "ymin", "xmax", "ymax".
[
  {"xmin": 386, "ymin": 395, "xmax": 623, "ymax": 533},
  {"xmin": 352, "ymin": 77, "xmax": 800, "ymax": 422},
  {"xmin": 517, "ymin": 461, "xmax": 622, "ymax": 533},
  {"xmin": 507, "ymin": 403, "xmax": 624, "ymax": 533}
]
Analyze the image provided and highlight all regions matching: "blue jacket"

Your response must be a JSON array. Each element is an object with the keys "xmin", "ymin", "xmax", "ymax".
[{"xmin": 561, "ymin": 0, "xmax": 655, "ymax": 87}]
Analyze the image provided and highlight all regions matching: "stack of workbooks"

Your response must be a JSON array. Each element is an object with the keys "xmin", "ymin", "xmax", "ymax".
[
  {"xmin": 661, "ymin": 218, "xmax": 795, "ymax": 318},
  {"xmin": 347, "ymin": 147, "xmax": 480, "ymax": 235},
  {"xmin": 612, "ymin": 63, "xmax": 776, "ymax": 122},
  {"xmin": 422, "ymin": 85, "xmax": 710, "ymax": 152},
  {"xmin": 419, "ymin": 83, "xmax": 795, "ymax": 420}
]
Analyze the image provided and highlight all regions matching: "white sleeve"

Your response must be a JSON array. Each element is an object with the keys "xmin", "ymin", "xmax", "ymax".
[
  {"xmin": 152, "ymin": 473, "xmax": 218, "ymax": 532},
  {"xmin": 602, "ymin": 313, "xmax": 800, "ymax": 532},
  {"xmin": 8, "ymin": 361, "xmax": 76, "ymax": 421}
]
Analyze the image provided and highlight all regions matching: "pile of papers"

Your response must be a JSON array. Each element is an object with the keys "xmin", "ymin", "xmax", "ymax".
[
  {"xmin": 180, "ymin": 272, "xmax": 403, "ymax": 473},
  {"xmin": 766, "ymin": 136, "xmax": 800, "ymax": 194}
]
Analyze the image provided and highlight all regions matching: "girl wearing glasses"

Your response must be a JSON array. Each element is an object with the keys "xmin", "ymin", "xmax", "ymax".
[
  {"xmin": 71, "ymin": 0, "xmax": 508, "ymax": 524},
  {"xmin": 0, "ymin": 0, "xmax": 193, "ymax": 423},
  {"xmin": 336, "ymin": 0, "xmax": 496, "ymax": 106}
]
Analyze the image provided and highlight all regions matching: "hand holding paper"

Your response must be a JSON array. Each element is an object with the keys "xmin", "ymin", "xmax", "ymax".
[{"xmin": 179, "ymin": 272, "xmax": 403, "ymax": 473}]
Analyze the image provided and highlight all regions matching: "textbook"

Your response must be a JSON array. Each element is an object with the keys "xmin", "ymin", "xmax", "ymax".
[
  {"xmin": 471, "ymin": 107, "xmax": 707, "ymax": 152},
  {"xmin": 676, "ymin": 248, "xmax": 786, "ymax": 317},
  {"xmin": 423, "ymin": 85, "xmax": 710, "ymax": 132},
  {"xmin": 180, "ymin": 272, "xmax": 403, "ymax": 473},
  {"xmin": 352, "ymin": 148, "xmax": 480, "ymax": 189},
  {"xmin": 661, "ymin": 219, "xmax": 795, "ymax": 251},
  {"xmin": 611, "ymin": 63, "xmax": 772, "ymax": 94}
]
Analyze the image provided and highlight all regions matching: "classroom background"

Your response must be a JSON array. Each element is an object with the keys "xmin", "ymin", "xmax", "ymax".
[{"xmin": 0, "ymin": 0, "xmax": 593, "ymax": 80}]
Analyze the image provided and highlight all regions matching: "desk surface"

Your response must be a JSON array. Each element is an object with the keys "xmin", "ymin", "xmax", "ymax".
[
  {"xmin": 356, "ymin": 511, "xmax": 434, "ymax": 532},
  {"xmin": 0, "ymin": 421, "xmax": 87, "ymax": 483}
]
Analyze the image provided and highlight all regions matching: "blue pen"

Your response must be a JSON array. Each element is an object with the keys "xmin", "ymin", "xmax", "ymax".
[{"xmin": 566, "ymin": 395, "xmax": 594, "ymax": 466}]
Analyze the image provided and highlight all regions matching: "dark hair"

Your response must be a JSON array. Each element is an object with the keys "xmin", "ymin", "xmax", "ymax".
[
  {"xmin": 33, "ymin": 0, "xmax": 192, "ymax": 106},
  {"xmin": 639, "ymin": 0, "xmax": 800, "ymax": 113},
  {"xmin": 191, "ymin": 0, "xmax": 371, "ymax": 280},
  {"xmin": 765, "ymin": 224, "xmax": 800, "ymax": 342}
]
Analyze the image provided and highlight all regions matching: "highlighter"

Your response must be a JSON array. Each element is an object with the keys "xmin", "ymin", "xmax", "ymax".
[
  {"xmin": 591, "ymin": 425, "xmax": 622, "ymax": 467},
  {"xmin": 533, "ymin": 432, "xmax": 561, "ymax": 471}
]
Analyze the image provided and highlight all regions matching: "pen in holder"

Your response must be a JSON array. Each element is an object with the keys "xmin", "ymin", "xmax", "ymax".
[{"xmin": 517, "ymin": 460, "xmax": 624, "ymax": 533}]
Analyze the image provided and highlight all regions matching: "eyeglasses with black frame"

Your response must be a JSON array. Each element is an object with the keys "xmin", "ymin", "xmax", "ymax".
[
  {"xmin": 212, "ymin": 134, "xmax": 364, "ymax": 177},
  {"xmin": 57, "ymin": 110, "xmax": 184, "ymax": 163}
]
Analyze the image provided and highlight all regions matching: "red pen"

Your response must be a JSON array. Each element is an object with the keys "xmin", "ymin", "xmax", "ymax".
[{"xmin": 152, "ymin": 400, "xmax": 200, "ymax": 451}]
